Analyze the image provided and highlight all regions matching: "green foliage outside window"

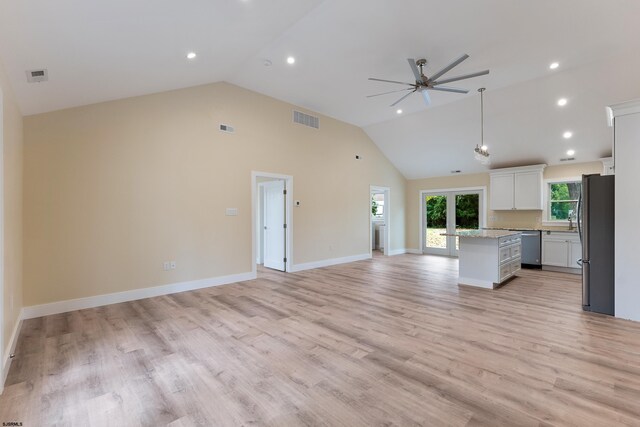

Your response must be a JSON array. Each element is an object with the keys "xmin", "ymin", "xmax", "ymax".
[
  {"xmin": 426, "ymin": 194, "xmax": 479, "ymax": 229},
  {"xmin": 550, "ymin": 182, "xmax": 581, "ymax": 220}
]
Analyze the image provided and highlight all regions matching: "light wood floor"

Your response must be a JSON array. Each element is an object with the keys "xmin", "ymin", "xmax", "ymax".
[{"xmin": 2, "ymin": 255, "xmax": 640, "ymax": 426}]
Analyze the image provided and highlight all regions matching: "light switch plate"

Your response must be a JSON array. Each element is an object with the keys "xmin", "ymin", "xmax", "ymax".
[{"xmin": 226, "ymin": 208, "xmax": 238, "ymax": 216}]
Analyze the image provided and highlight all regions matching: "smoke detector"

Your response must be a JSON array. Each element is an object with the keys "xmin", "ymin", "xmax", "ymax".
[{"xmin": 26, "ymin": 69, "xmax": 48, "ymax": 83}]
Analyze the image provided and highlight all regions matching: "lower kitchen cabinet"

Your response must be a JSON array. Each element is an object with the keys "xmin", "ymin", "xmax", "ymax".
[{"xmin": 542, "ymin": 232, "xmax": 581, "ymax": 271}]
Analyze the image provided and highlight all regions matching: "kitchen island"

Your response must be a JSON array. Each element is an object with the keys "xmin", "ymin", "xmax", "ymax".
[{"xmin": 441, "ymin": 230, "xmax": 522, "ymax": 289}]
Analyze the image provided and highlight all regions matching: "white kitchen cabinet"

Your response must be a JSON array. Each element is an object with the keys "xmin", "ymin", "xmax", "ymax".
[
  {"xmin": 514, "ymin": 171, "xmax": 543, "ymax": 209},
  {"xmin": 541, "ymin": 232, "xmax": 581, "ymax": 271},
  {"xmin": 489, "ymin": 174, "xmax": 514, "ymax": 210},
  {"xmin": 456, "ymin": 232, "xmax": 521, "ymax": 289},
  {"xmin": 569, "ymin": 240, "xmax": 582, "ymax": 269},
  {"xmin": 601, "ymin": 157, "xmax": 615, "ymax": 176},
  {"xmin": 489, "ymin": 165, "xmax": 546, "ymax": 210},
  {"xmin": 542, "ymin": 238, "xmax": 569, "ymax": 267}
]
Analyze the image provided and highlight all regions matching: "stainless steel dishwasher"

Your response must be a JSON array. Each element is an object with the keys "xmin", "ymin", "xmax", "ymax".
[{"xmin": 511, "ymin": 230, "xmax": 541, "ymax": 268}]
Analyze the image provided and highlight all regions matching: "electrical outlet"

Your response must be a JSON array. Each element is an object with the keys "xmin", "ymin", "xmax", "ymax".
[
  {"xmin": 163, "ymin": 262, "xmax": 170, "ymax": 271},
  {"xmin": 170, "ymin": 261, "xmax": 176, "ymax": 269}
]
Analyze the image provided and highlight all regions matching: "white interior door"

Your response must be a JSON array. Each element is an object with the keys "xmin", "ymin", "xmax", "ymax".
[{"xmin": 263, "ymin": 180, "xmax": 286, "ymax": 271}]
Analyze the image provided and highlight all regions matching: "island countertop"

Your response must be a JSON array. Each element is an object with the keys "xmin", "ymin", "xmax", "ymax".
[{"xmin": 440, "ymin": 230, "xmax": 521, "ymax": 239}]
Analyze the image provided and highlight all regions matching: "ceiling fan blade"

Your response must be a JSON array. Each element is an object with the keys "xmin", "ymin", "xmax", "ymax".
[
  {"xmin": 428, "ymin": 54, "xmax": 469, "ymax": 82},
  {"xmin": 366, "ymin": 88, "xmax": 414, "ymax": 98},
  {"xmin": 421, "ymin": 89, "xmax": 431, "ymax": 105},
  {"xmin": 368, "ymin": 77, "xmax": 415, "ymax": 86},
  {"xmin": 429, "ymin": 86, "xmax": 469, "ymax": 94},
  {"xmin": 390, "ymin": 89, "xmax": 417, "ymax": 107},
  {"xmin": 432, "ymin": 69, "xmax": 490, "ymax": 85},
  {"xmin": 407, "ymin": 58, "xmax": 422, "ymax": 82}
]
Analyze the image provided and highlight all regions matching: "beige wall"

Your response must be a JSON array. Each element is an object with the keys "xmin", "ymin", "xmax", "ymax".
[
  {"xmin": 0, "ymin": 60, "xmax": 23, "ymax": 358},
  {"xmin": 24, "ymin": 82, "xmax": 406, "ymax": 306},
  {"xmin": 406, "ymin": 161, "xmax": 602, "ymax": 250}
]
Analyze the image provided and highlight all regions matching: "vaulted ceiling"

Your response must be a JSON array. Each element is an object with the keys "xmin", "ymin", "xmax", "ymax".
[{"xmin": 1, "ymin": 0, "xmax": 639, "ymax": 178}]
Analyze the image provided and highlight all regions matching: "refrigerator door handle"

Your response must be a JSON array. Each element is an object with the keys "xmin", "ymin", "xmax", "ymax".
[
  {"xmin": 582, "ymin": 260, "xmax": 590, "ymax": 308},
  {"xmin": 577, "ymin": 192, "xmax": 582, "ymax": 244}
]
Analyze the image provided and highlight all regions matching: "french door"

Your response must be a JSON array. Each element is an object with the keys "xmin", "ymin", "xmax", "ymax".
[{"xmin": 422, "ymin": 190, "xmax": 483, "ymax": 256}]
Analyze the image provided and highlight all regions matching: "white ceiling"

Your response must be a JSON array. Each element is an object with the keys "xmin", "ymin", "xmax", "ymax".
[{"xmin": 1, "ymin": 0, "xmax": 640, "ymax": 178}]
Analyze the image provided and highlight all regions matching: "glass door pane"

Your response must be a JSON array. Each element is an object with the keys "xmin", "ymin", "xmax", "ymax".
[
  {"xmin": 425, "ymin": 194, "xmax": 448, "ymax": 251},
  {"xmin": 454, "ymin": 193, "xmax": 480, "ymax": 251}
]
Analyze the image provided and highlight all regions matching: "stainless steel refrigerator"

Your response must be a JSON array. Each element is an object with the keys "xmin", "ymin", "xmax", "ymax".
[{"xmin": 578, "ymin": 174, "xmax": 615, "ymax": 315}]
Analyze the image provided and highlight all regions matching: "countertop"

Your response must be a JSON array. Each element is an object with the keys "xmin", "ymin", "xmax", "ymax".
[
  {"xmin": 441, "ymin": 230, "xmax": 522, "ymax": 239},
  {"xmin": 484, "ymin": 227, "xmax": 578, "ymax": 234}
]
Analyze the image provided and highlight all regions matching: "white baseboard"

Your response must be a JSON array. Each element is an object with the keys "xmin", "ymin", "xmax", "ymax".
[
  {"xmin": 2, "ymin": 309, "xmax": 24, "ymax": 393},
  {"xmin": 406, "ymin": 248, "xmax": 423, "ymax": 255},
  {"xmin": 291, "ymin": 253, "xmax": 371, "ymax": 272},
  {"xmin": 387, "ymin": 248, "xmax": 407, "ymax": 256},
  {"xmin": 22, "ymin": 271, "xmax": 256, "ymax": 320}
]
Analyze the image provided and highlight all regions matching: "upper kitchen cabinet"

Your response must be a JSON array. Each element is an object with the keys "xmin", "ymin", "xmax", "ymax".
[
  {"xmin": 601, "ymin": 157, "xmax": 615, "ymax": 175},
  {"xmin": 489, "ymin": 164, "xmax": 546, "ymax": 210}
]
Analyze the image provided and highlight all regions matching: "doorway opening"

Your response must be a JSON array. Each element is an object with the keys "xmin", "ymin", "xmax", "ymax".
[
  {"xmin": 370, "ymin": 186, "xmax": 390, "ymax": 257},
  {"xmin": 420, "ymin": 187, "xmax": 486, "ymax": 256},
  {"xmin": 252, "ymin": 172, "xmax": 293, "ymax": 276}
]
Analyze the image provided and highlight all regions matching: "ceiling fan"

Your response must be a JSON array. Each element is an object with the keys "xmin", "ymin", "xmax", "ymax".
[{"xmin": 367, "ymin": 54, "xmax": 489, "ymax": 107}]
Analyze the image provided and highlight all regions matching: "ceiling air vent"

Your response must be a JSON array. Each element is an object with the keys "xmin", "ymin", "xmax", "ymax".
[
  {"xmin": 560, "ymin": 157, "xmax": 576, "ymax": 162},
  {"xmin": 293, "ymin": 110, "xmax": 319, "ymax": 129},
  {"xmin": 26, "ymin": 69, "xmax": 48, "ymax": 83}
]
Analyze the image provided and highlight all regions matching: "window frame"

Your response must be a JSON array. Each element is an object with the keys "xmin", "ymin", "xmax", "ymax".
[{"xmin": 542, "ymin": 177, "xmax": 582, "ymax": 226}]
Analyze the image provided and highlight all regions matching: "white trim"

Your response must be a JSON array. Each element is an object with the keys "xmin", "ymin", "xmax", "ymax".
[
  {"xmin": 291, "ymin": 253, "xmax": 371, "ymax": 272},
  {"xmin": 388, "ymin": 248, "xmax": 408, "ymax": 256},
  {"xmin": 406, "ymin": 248, "xmax": 423, "ymax": 255},
  {"xmin": 22, "ymin": 271, "xmax": 256, "ymax": 320},
  {"xmin": 251, "ymin": 171, "xmax": 293, "ymax": 274},
  {"xmin": 607, "ymin": 99, "xmax": 640, "ymax": 125},
  {"xmin": 418, "ymin": 186, "xmax": 487, "ymax": 255},
  {"xmin": 2, "ymin": 309, "xmax": 23, "ymax": 389},
  {"xmin": 0, "ymin": 88, "xmax": 4, "ymax": 394},
  {"xmin": 488, "ymin": 164, "xmax": 547, "ymax": 175},
  {"xmin": 542, "ymin": 177, "xmax": 581, "ymax": 226},
  {"xmin": 370, "ymin": 186, "xmax": 391, "ymax": 257}
]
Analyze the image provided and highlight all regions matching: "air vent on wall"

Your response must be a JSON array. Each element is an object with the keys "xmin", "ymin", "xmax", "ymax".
[
  {"xmin": 219, "ymin": 124, "xmax": 235, "ymax": 133},
  {"xmin": 560, "ymin": 157, "xmax": 576, "ymax": 162},
  {"xmin": 26, "ymin": 69, "xmax": 48, "ymax": 83},
  {"xmin": 293, "ymin": 110, "xmax": 319, "ymax": 129}
]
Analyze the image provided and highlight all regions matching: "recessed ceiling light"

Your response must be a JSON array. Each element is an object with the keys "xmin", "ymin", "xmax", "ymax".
[
  {"xmin": 186, "ymin": 52, "xmax": 197, "ymax": 60},
  {"xmin": 557, "ymin": 98, "xmax": 568, "ymax": 106},
  {"xmin": 563, "ymin": 131, "xmax": 573, "ymax": 139},
  {"xmin": 549, "ymin": 62, "xmax": 559, "ymax": 70},
  {"xmin": 286, "ymin": 56, "xmax": 296, "ymax": 65},
  {"xmin": 396, "ymin": 109, "xmax": 402, "ymax": 114},
  {"xmin": 567, "ymin": 149, "xmax": 575, "ymax": 156}
]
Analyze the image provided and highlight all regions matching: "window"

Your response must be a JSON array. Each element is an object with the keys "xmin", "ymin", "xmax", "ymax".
[
  {"xmin": 372, "ymin": 193, "xmax": 385, "ymax": 219},
  {"xmin": 547, "ymin": 180, "xmax": 581, "ymax": 222}
]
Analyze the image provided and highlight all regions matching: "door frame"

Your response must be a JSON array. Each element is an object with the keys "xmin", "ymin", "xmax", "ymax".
[
  {"xmin": 0, "ymin": 88, "xmax": 4, "ymax": 393},
  {"xmin": 419, "ymin": 186, "xmax": 487, "ymax": 256},
  {"xmin": 370, "ymin": 186, "xmax": 390, "ymax": 257},
  {"xmin": 252, "ymin": 171, "xmax": 293, "ymax": 275}
]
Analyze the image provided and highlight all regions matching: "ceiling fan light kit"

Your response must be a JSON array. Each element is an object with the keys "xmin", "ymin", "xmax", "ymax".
[{"xmin": 367, "ymin": 53, "xmax": 490, "ymax": 107}]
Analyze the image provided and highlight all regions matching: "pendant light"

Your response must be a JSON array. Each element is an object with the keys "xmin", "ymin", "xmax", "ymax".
[{"xmin": 474, "ymin": 87, "xmax": 490, "ymax": 163}]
